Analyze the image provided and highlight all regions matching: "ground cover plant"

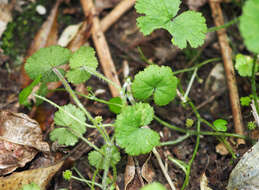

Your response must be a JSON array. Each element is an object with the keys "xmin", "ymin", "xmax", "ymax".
[{"xmin": 0, "ymin": 0, "xmax": 258, "ymax": 189}]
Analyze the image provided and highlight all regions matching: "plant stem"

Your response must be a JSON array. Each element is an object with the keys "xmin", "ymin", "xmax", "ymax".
[
  {"xmin": 183, "ymin": 68, "xmax": 197, "ymax": 103},
  {"xmin": 153, "ymin": 147, "xmax": 176, "ymax": 190},
  {"xmin": 251, "ymin": 55, "xmax": 259, "ymax": 114},
  {"xmin": 207, "ymin": 16, "xmax": 240, "ymax": 33},
  {"xmin": 173, "ymin": 58, "xmax": 220, "ymax": 74},
  {"xmin": 71, "ymin": 176, "xmax": 103, "ymax": 188},
  {"xmin": 52, "ymin": 68, "xmax": 111, "ymax": 145},
  {"xmin": 155, "ymin": 115, "xmax": 247, "ymax": 139},
  {"xmin": 160, "ymin": 133, "xmax": 190, "ymax": 146}
]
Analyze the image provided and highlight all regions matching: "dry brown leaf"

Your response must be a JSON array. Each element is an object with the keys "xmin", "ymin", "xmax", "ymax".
[
  {"xmin": 0, "ymin": 139, "xmax": 37, "ymax": 175},
  {"xmin": 141, "ymin": 154, "xmax": 155, "ymax": 184},
  {"xmin": 215, "ymin": 142, "xmax": 229, "ymax": 155},
  {"xmin": 200, "ymin": 172, "xmax": 213, "ymax": 190},
  {"xmin": 0, "ymin": 111, "xmax": 49, "ymax": 152},
  {"xmin": 0, "ymin": 161, "xmax": 63, "ymax": 190},
  {"xmin": 0, "ymin": 110, "xmax": 50, "ymax": 175},
  {"xmin": 124, "ymin": 156, "xmax": 136, "ymax": 190}
]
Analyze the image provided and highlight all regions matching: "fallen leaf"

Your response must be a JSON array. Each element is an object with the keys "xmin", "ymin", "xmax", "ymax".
[
  {"xmin": 58, "ymin": 22, "xmax": 83, "ymax": 47},
  {"xmin": 200, "ymin": 172, "xmax": 213, "ymax": 190},
  {"xmin": 0, "ymin": 110, "xmax": 49, "ymax": 175},
  {"xmin": 141, "ymin": 154, "xmax": 155, "ymax": 183},
  {"xmin": 0, "ymin": 110, "xmax": 49, "ymax": 152},
  {"xmin": 124, "ymin": 156, "xmax": 136, "ymax": 190},
  {"xmin": 216, "ymin": 142, "xmax": 229, "ymax": 155},
  {"xmin": 0, "ymin": 161, "xmax": 63, "ymax": 190}
]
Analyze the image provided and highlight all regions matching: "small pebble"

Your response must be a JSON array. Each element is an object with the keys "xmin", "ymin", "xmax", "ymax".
[{"xmin": 36, "ymin": 5, "xmax": 46, "ymax": 15}]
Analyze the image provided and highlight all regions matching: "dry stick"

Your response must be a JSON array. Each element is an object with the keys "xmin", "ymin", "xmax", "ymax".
[
  {"xmin": 209, "ymin": 1, "xmax": 245, "ymax": 144},
  {"xmin": 80, "ymin": 0, "xmax": 122, "ymax": 97},
  {"xmin": 101, "ymin": 0, "xmax": 136, "ymax": 33}
]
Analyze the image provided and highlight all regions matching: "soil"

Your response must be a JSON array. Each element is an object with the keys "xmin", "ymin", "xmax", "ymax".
[{"xmin": 0, "ymin": 0, "xmax": 258, "ymax": 190}]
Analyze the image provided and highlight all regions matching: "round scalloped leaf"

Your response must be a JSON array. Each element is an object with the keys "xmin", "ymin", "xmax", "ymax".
[
  {"xmin": 166, "ymin": 11, "xmax": 207, "ymax": 49},
  {"xmin": 54, "ymin": 104, "xmax": 86, "ymax": 135},
  {"xmin": 240, "ymin": 0, "xmax": 259, "ymax": 53},
  {"xmin": 115, "ymin": 103, "xmax": 160, "ymax": 155},
  {"xmin": 235, "ymin": 54, "xmax": 258, "ymax": 77},
  {"xmin": 50, "ymin": 128, "xmax": 78, "ymax": 146},
  {"xmin": 132, "ymin": 65, "xmax": 178, "ymax": 106},
  {"xmin": 25, "ymin": 46, "xmax": 71, "ymax": 81},
  {"xmin": 66, "ymin": 46, "xmax": 98, "ymax": 84},
  {"xmin": 88, "ymin": 145, "xmax": 121, "ymax": 169},
  {"xmin": 213, "ymin": 119, "xmax": 228, "ymax": 132},
  {"xmin": 135, "ymin": 0, "xmax": 181, "ymax": 35}
]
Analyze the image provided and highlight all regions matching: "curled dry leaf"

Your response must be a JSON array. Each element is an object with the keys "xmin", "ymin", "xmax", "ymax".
[
  {"xmin": 0, "ymin": 161, "xmax": 63, "ymax": 190},
  {"xmin": 0, "ymin": 110, "xmax": 50, "ymax": 175},
  {"xmin": 141, "ymin": 154, "xmax": 155, "ymax": 184}
]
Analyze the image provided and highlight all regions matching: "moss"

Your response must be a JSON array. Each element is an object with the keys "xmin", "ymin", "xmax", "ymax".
[{"xmin": 1, "ymin": 0, "xmax": 51, "ymax": 61}]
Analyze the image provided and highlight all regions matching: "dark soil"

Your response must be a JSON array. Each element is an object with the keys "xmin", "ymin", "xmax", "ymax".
[{"xmin": 0, "ymin": 0, "xmax": 257, "ymax": 190}]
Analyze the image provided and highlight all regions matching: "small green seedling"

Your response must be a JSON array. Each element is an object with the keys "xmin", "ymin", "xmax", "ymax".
[
  {"xmin": 240, "ymin": 96, "xmax": 252, "ymax": 106},
  {"xmin": 213, "ymin": 119, "xmax": 228, "ymax": 132},
  {"xmin": 235, "ymin": 54, "xmax": 258, "ymax": 77},
  {"xmin": 247, "ymin": 121, "xmax": 256, "ymax": 130}
]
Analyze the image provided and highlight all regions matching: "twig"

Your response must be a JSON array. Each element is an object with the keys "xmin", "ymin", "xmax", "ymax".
[
  {"xmin": 101, "ymin": 0, "xmax": 136, "ymax": 33},
  {"xmin": 80, "ymin": 0, "xmax": 121, "ymax": 97},
  {"xmin": 152, "ymin": 147, "xmax": 177, "ymax": 190},
  {"xmin": 209, "ymin": 1, "xmax": 245, "ymax": 144}
]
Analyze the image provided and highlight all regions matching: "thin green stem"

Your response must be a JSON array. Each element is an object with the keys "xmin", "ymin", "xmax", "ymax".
[
  {"xmin": 207, "ymin": 17, "xmax": 240, "ymax": 33},
  {"xmin": 33, "ymin": 94, "xmax": 94, "ymax": 128},
  {"xmin": 71, "ymin": 176, "xmax": 103, "ymax": 188},
  {"xmin": 91, "ymin": 169, "xmax": 99, "ymax": 190},
  {"xmin": 251, "ymin": 55, "xmax": 259, "ymax": 114},
  {"xmin": 181, "ymin": 120, "xmax": 200, "ymax": 190},
  {"xmin": 183, "ymin": 68, "xmax": 197, "ymax": 103},
  {"xmin": 173, "ymin": 58, "xmax": 220, "ymax": 75},
  {"xmin": 52, "ymin": 68, "xmax": 111, "ymax": 144},
  {"xmin": 102, "ymin": 145, "xmax": 113, "ymax": 190},
  {"xmin": 160, "ymin": 133, "xmax": 191, "ymax": 146}
]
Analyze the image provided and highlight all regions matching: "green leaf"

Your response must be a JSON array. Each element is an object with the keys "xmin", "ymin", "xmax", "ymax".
[
  {"xmin": 63, "ymin": 170, "xmax": 72, "ymax": 181},
  {"xmin": 66, "ymin": 46, "xmax": 98, "ymax": 84},
  {"xmin": 19, "ymin": 75, "xmax": 41, "ymax": 106},
  {"xmin": 108, "ymin": 97, "xmax": 123, "ymax": 114},
  {"xmin": 240, "ymin": 96, "xmax": 251, "ymax": 106},
  {"xmin": 240, "ymin": 0, "xmax": 259, "ymax": 53},
  {"xmin": 235, "ymin": 54, "xmax": 258, "ymax": 77},
  {"xmin": 140, "ymin": 182, "xmax": 167, "ymax": 190},
  {"xmin": 25, "ymin": 46, "xmax": 71, "ymax": 82},
  {"xmin": 135, "ymin": 0, "xmax": 181, "ymax": 35},
  {"xmin": 115, "ymin": 103, "xmax": 160, "ymax": 155},
  {"xmin": 50, "ymin": 128, "xmax": 78, "ymax": 146},
  {"xmin": 21, "ymin": 182, "xmax": 41, "ymax": 190},
  {"xmin": 88, "ymin": 145, "xmax": 121, "ymax": 169},
  {"xmin": 135, "ymin": 0, "xmax": 207, "ymax": 49},
  {"xmin": 166, "ymin": 11, "xmax": 207, "ymax": 49},
  {"xmin": 132, "ymin": 65, "xmax": 178, "ymax": 106},
  {"xmin": 50, "ymin": 104, "xmax": 86, "ymax": 146},
  {"xmin": 213, "ymin": 119, "xmax": 228, "ymax": 132}
]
